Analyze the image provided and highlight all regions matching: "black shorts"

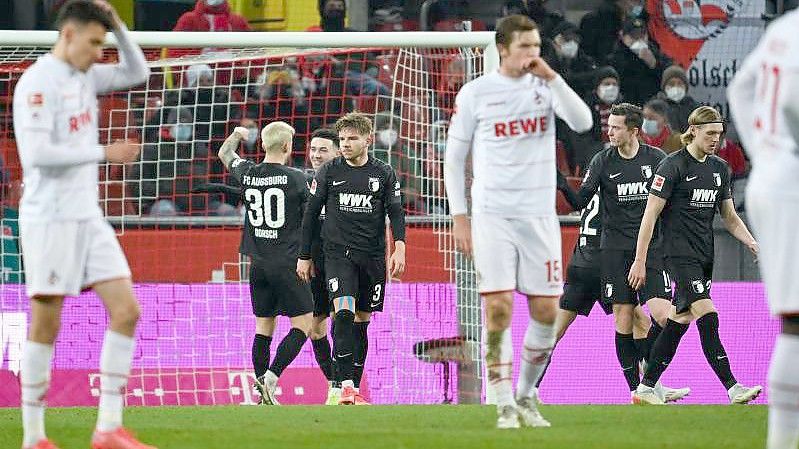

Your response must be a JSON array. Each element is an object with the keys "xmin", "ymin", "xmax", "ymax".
[
  {"xmin": 601, "ymin": 249, "xmax": 673, "ymax": 306},
  {"xmin": 249, "ymin": 263, "xmax": 313, "ymax": 318},
  {"xmin": 668, "ymin": 257, "xmax": 713, "ymax": 314},
  {"xmin": 560, "ymin": 263, "xmax": 611, "ymax": 316},
  {"xmin": 324, "ymin": 245, "xmax": 386, "ymax": 313},
  {"xmin": 310, "ymin": 253, "xmax": 332, "ymax": 317}
]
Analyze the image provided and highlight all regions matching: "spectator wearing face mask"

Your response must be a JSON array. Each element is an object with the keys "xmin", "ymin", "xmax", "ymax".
[
  {"xmin": 543, "ymin": 21, "xmax": 598, "ymax": 97},
  {"xmin": 607, "ymin": 17, "xmax": 671, "ymax": 106},
  {"xmin": 655, "ymin": 64, "xmax": 700, "ymax": 133},
  {"xmin": 579, "ymin": 0, "xmax": 647, "ymax": 62},
  {"xmin": 372, "ymin": 111, "xmax": 426, "ymax": 214},
  {"xmin": 173, "ymin": 0, "xmax": 251, "ymax": 32},
  {"xmin": 640, "ymin": 98, "xmax": 682, "ymax": 153},
  {"xmin": 307, "ymin": 0, "xmax": 353, "ymax": 32}
]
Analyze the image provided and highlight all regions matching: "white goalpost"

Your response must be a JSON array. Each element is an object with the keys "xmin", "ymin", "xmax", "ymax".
[{"xmin": 0, "ymin": 30, "xmax": 497, "ymax": 406}]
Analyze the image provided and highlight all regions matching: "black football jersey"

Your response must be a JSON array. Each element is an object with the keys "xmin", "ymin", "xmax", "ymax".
[
  {"xmin": 649, "ymin": 148, "xmax": 733, "ymax": 262},
  {"xmin": 577, "ymin": 144, "xmax": 666, "ymax": 252},
  {"xmin": 230, "ymin": 158, "xmax": 309, "ymax": 267},
  {"xmin": 570, "ymin": 191, "xmax": 601, "ymax": 268},
  {"xmin": 300, "ymin": 156, "xmax": 406, "ymax": 258}
]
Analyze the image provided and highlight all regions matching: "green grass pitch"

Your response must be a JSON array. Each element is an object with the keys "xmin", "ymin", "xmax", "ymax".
[{"xmin": 0, "ymin": 404, "xmax": 766, "ymax": 449}]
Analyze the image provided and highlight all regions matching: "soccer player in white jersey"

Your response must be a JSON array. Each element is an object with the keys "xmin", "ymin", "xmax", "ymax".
[
  {"xmin": 12, "ymin": 1, "xmax": 152, "ymax": 448},
  {"xmin": 443, "ymin": 14, "xmax": 592, "ymax": 429},
  {"xmin": 728, "ymin": 10, "xmax": 799, "ymax": 449}
]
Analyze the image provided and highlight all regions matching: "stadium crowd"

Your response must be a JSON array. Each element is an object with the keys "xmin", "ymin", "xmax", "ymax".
[{"xmin": 0, "ymin": 0, "xmax": 750, "ymax": 217}]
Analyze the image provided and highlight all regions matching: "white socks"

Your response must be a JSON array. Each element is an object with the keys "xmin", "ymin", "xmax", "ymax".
[
  {"xmin": 21, "ymin": 340, "xmax": 54, "ymax": 447},
  {"xmin": 96, "ymin": 330, "xmax": 135, "ymax": 432},
  {"xmin": 768, "ymin": 333, "xmax": 799, "ymax": 449},
  {"xmin": 516, "ymin": 320, "xmax": 555, "ymax": 401}
]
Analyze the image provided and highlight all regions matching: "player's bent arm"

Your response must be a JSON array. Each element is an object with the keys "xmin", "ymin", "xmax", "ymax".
[
  {"xmin": 17, "ymin": 128, "xmax": 104, "ymax": 168},
  {"xmin": 299, "ymin": 167, "xmax": 329, "ymax": 260},
  {"xmin": 633, "ymin": 194, "xmax": 667, "ymax": 264},
  {"xmin": 90, "ymin": 23, "xmax": 150, "ymax": 94},
  {"xmin": 443, "ymin": 136, "xmax": 470, "ymax": 216},
  {"xmin": 218, "ymin": 132, "xmax": 244, "ymax": 170},
  {"xmin": 550, "ymin": 75, "xmax": 593, "ymax": 133},
  {"xmin": 719, "ymin": 199, "xmax": 757, "ymax": 249},
  {"xmin": 726, "ymin": 43, "xmax": 760, "ymax": 150},
  {"xmin": 573, "ymin": 153, "xmax": 603, "ymax": 209}
]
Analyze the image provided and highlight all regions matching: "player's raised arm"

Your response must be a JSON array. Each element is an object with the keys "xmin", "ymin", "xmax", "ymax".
[
  {"xmin": 88, "ymin": 1, "xmax": 150, "ymax": 93},
  {"xmin": 218, "ymin": 127, "xmax": 249, "ymax": 170}
]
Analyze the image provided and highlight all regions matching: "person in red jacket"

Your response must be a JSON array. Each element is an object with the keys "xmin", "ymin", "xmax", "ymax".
[{"xmin": 173, "ymin": 0, "xmax": 251, "ymax": 32}]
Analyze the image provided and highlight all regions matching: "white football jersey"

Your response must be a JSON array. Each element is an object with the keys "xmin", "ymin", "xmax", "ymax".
[
  {"xmin": 448, "ymin": 72, "xmax": 585, "ymax": 217},
  {"xmin": 729, "ymin": 9, "xmax": 799, "ymax": 195},
  {"xmin": 13, "ymin": 26, "xmax": 148, "ymax": 223}
]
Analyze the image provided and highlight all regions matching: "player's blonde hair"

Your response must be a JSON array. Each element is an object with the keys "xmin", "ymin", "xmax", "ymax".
[
  {"xmin": 335, "ymin": 112, "xmax": 373, "ymax": 137},
  {"xmin": 680, "ymin": 106, "xmax": 723, "ymax": 146},
  {"xmin": 261, "ymin": 121, "xmax": 295, "ymax": 153}
]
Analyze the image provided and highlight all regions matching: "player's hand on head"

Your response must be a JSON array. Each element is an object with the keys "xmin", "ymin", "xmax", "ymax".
[
  {"xmin": 627, "ymin": 259, "xmax": 646, "ymax": 291},
  {"xmin": 233, "ymin": 126, "xmax": 250, "ymax": 141},
  {"xmin": 526, "ymin": 57, "xmax": 557, "ymax": 82},
  {"xmin": 105, "ymin": 139, "xmax": 140, "ymax": 163},
  {"xmin": 452, "ymin": 215, "xmax": 473, "ymax": 257},
  {"xmin": 296, "ymin": 258, "xmax": 314, "ymax": 283},
  {"xmin": 92, "ymin": 0, "xmax": 121, "ymax": 26}
]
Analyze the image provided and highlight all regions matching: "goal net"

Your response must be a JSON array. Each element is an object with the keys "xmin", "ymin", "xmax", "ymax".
[{"xmin": 0, "ymin": 31, "xmax": 496, "ymax": 406}]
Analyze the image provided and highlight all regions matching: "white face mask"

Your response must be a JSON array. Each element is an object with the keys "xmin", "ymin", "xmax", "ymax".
[
  {"xmin": 630, "ymin": 4, "xmax": 644, "ymax": 16},
  {"xmin": 378, "ymin": 128, "xmax": 398, "ymax": 146},
  {"xmin": 629, "ymin": 40, "xmax": 648, "ymax": 52},
  {"xmin": 246, "ymin": 127, "xmax": 259, "ymax": 145},
  {"xmin": 206, "ymin": 0, "xmax": 225, "ymax": 6},
  {"xmin": 665, "ymin": 85, "xmax": 686, "ymax": 102},
  {"xmin": 559, "ymin": 40, "xmax": 579, "ymax": 59},
  {"xmin": 641, "ymin": 118, "xmax": 660, "ymax": 136},
  {"xmin": 598, "ymin": 84, "xmax": 619, "ymax": 103}
]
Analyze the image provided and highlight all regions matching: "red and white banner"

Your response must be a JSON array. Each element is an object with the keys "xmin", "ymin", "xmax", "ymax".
[{"xmin": 649, "ymin": 0, "xmax": 765, "ymax": 121}]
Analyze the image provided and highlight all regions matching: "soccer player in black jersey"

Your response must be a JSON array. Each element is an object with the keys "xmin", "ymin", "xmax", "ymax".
[
  {"xmin": 629, "ymin": 106, "xmax": 763, "ymax": 405},
  {"xmin": 535, "ymin": 173, "xmax": 681, "ymax": 400},
  {"xmin": 575, "ymin": 103, "xmax": 688, "ymax": 401},
  {"xmin": 297, "ymin": 112, "xmax": 407, "ymax": 405},
  {"xmin": 218, "ymin": 122, "xmax": 313, "ymax": 406},
  {"xmin": 305, "ymin": 128, "xmax": 342, "ymax": 404}
]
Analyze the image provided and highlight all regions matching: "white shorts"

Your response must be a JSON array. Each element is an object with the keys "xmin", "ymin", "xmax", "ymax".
[
  {"xmin": 19, "ymin": 218, "xmax": 131, "ymax": 298},
  {"xmin": 746, "ymin": 187, "xmax": 799, "ymax": 316},
  {"xmin": 471, "ymin": 214, "xmax": 563, "ymax": 296}
]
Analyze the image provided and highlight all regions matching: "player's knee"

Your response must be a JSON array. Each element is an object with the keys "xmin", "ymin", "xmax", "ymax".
[
  {"xmin": 28, "ymin": 318, "xmax": 60, "ymax": 344},
  {"xmin": 309, "ymin": 320, "xmax": 327, "ymax": 340},
  {"xmin": 112, "ymin": 301, "xmax": 141, "ymax": 328},
  {"xmin": 613, "ymin": 308, "xmax": 633, "ymax": 333},
  {"xmin": 291, "ymin": 313, "xmax": 313, "ymax": 336},
  {"xmin": 486, "ymin": 302, "xmax": 512, "ymax": 329}
]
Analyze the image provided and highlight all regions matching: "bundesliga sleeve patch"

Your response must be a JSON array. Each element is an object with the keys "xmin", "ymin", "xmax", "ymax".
[
  {"xmin": 28, "ymin": 93, "xmax": 43, "ymax": 107},
  {"xmin": 652, "ymin": 174, "xmax": 665, "ymax": 192}
]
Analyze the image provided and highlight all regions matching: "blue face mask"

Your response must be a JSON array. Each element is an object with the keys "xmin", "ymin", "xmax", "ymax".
[
  {"xmin": 172, "ymin": 124, "xmax": 193, "ymax": 141},
  {"xmin": 630, "ymin": 4, "xmax": 644, "ymax": 16}
]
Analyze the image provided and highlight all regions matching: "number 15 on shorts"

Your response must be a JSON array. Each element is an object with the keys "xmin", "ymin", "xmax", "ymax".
[{"xmin": 545, "ymin": 260, "xmax": 561, "ymax": 283}]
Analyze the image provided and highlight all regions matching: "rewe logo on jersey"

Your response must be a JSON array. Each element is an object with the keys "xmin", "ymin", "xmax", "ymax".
[
  {"xmin": 617, "ymin": 182, "xmax": 649, "ymax": 201},
  {"xmin": 339, "ymin": 192, "xmax": 373, "ymax": 212},
  {"xmin": 691, "ymin": 188, "xmax": 718, "ymax": 207},
  {"xmin": 68, "ymin": 108, "xmax": 92, "ymax": 132},
  {"xmin": 493, "ymin": 115, "xmax": 548, "ymax": 137}
]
